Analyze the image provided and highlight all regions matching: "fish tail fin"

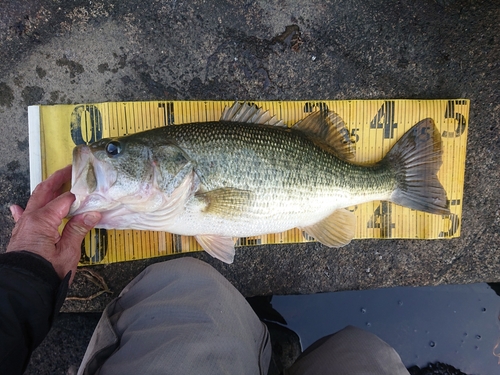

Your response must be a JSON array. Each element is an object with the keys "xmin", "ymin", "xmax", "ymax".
[{"xmin": 385, "ymin": 118, "xmax": 450, "ymax": 215}]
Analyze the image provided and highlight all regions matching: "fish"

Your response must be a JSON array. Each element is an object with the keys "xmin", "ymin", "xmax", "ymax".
[{"xmin": 70, "ymin": 102, "xmax": 450, "ymax": 263}]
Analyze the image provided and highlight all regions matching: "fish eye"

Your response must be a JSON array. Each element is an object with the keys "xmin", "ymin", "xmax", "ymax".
[{"xmin": 106, "ymin": 141, "xmax": 122, "ymax": 157}]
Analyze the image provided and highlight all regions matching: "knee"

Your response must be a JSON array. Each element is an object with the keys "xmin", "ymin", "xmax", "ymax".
[{"xmin": 147, "ymin": 256, "xmax": 212, "ymax": 275}]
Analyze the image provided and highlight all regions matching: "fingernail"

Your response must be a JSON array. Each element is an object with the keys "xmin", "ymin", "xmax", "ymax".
[
  {"xmin": 9, "ymin": 206, "xmax": 14, "ymax": 216},
  {"xmin": 83, "ymin": 213, "xmax": 100, "ymax": 226}
]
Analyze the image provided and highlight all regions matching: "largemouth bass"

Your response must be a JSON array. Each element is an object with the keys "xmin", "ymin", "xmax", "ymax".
[{"xmin": 70, "ymin": 102, "xmax": 449, "ymax": 263}]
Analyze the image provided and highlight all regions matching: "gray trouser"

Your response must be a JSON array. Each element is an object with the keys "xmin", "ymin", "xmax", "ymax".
[
  {"xmin": 78, "ymin": 257, "xmax": 409, "ymax": 375},
  {"xmin": 78, "ymin": 258, "xmax": 271, "ymax": 375},
  {"xmin": 285, "ymin": 326, "xmax": 410, "ymax": 375}
]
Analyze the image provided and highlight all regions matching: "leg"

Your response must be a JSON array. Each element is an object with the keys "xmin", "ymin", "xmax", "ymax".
[
  {"xmin": 285, "ymin": 325, "xmax": 409, "ymax": 375},
  {"xmin": 78, "ymin": 257, "xmax": 271, "ymax": 375}
]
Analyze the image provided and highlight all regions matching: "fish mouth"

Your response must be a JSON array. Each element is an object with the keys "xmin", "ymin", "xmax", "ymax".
[{"xmin": 69, "ymin": 145, "xmax": 118, "ymax": 216}]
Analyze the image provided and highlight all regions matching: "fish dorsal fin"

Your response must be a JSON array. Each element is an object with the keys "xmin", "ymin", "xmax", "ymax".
[
  {"xmin": 300, "ymin": 208, "xmax": 356, "ymax": 247},
  {"xmin": 220, "ymin": 102, "xmax": 286, "ymax": 127},
  {"xmin": 195, "ymin": 234, "xmax": 236, "ymax": 264},
  {"xmin": 293, "ymin": 111, "xmax": 355, "ymax": 160}
]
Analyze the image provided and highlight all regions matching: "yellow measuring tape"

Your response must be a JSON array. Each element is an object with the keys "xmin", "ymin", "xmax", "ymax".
[{"xmin": 29, "ymin": 100, "xmax": 469, "ymax": 265}]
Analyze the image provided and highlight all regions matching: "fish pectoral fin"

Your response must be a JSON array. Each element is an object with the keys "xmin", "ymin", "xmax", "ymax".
[
  {"xmin": 293, "ymin": 111, "xmax": 355, "ymax": 160},
  {"xmin": 195, "ymin": 235, "xmax": 236, "ymax": 264},
  {"xmin": 196, "ymin": 188, "xmax": 253, "ymax": 217},
  {"xmin": 301, "ymin": 209, "xmax": 356, "ymax": 247}
]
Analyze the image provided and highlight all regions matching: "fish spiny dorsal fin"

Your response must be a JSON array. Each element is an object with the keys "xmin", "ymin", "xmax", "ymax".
[
  {"xmin": 293, "ymin": 110, "xmax": 355, "ymax": 160},
  {"xmin": 220, "ymin": 102, "xmax": 286, "ymax": 127}
]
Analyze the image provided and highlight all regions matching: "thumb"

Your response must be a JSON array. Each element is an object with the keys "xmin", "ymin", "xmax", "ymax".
[
  {"xmin": 56, "ymin": 212, "xmax": 101, "ymax": 283},
  {"xmin": 60, "ymin": 212, "xmax": 101, "ymax": 248},
  {"xmin": 9, "ymin": 205, "xmax": 24, "ymax": 222}
]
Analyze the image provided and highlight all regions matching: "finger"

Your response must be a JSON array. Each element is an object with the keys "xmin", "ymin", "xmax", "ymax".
[
  {"xmin": 61, "ymin": 212, "xmax": 101, "ymax": 245},
  {"xmin": 25, "ymin": 165, "xmax": 72, "ymax": 213},
  {"xmin": 43, "ymin": 212, "xmax": 100, "ymax": 283},
  {"xmin": 9, "ymin": 205, "xmax": 24, "ymax": 222},
  {"xmin": 36, "ymin": 191, "xmax": 76, "ymax": 228},
  {"xmin": 58, "ymin": 212, "xmax": 101, "ymax": 276}
]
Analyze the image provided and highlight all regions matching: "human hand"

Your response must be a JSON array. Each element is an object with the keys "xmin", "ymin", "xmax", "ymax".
[{"xmin": 7, "ymin": 165, "xmax": 101, "ymax": 283}]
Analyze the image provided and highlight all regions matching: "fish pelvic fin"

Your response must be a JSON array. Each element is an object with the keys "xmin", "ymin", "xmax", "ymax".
[
  {"xmin": 301, "ymin": 209, "xmax": 356, "ymax": 247},
  {"xmin": 385, "ymin": 118, "xmax": 450, "ymax": 215},
  {"xmin": 195, "ymin": 235, "xmax": 236, "ymax": 264},
  {"xmin": 220, "ymin": 102, "xmax": 286, "ymax": 127}
]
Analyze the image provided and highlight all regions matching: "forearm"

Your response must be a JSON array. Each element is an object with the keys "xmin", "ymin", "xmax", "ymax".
[{"xmin": 0, "ymin": 251, "xmax": 69, "ymax": 374}]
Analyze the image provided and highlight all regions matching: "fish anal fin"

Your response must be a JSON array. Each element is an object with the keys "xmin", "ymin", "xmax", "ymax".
[
  {"xmin": 196, "ymin": 188, "xmax": 253, "ymax": 217},
  {"xmin": 195, "ymin": 235, "xmax": 236, "ymax": 264},
  {"xmin": 293, "ymin": 111, "xmax": 355, "ymax": 160},
  {"xmin": 220, "ymin": 102, "xmax": 285, "ymax": 127},
  {"xmin": 301, "ymin": 209, "xmax": 356, "ymax": 247}
]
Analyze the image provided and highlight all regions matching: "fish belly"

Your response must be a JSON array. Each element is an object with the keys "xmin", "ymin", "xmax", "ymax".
[{"xmin": 164, "ymin": 187, "xmax": 390, "ymax": 238}]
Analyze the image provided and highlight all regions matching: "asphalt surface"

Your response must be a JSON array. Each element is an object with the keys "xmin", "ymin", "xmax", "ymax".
[{"xmin": 0, "ymin": 0, "xmax": 498, "ymax": 373}]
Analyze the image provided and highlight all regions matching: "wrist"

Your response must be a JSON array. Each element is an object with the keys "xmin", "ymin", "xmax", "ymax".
[{"xmin": 0, "ymin": 250, "xmax": 61, "ymax": 287}]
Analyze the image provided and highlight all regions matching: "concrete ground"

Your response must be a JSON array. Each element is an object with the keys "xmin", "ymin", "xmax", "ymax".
[{"xmin": 0, "ymin": 0, "xmax": 498, "ymax": 373}]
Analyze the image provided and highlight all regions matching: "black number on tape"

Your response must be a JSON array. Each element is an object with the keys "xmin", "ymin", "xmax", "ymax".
[
  {"xmin": 367, "ymin": 202, "xmax": 395, "ymax": 237},
  {"xmin": 350, "ymin": 128, "xmax": 360, "ymax": 143},
  {"xmin": 301, "ymin": 231, "xmax": 316, "ymax": 241},
  {"xmin": 158, "ymin": 102, "xmax": 175, "ymax": 126},
  {"xmin": 173, "ymin": 234, "xmax": 184, "ymax": 253},
  {"xmin": 70, "ymin": 105, "xmax": 103, "ymax": 145},
  {"xmin": 370, "ymin": 101, "xmax": 398, "ymax": 139},
  {"xmin": 304, "ymin": 102, "xmax": 329, "ymax": 113},
  {"xmin": 442, "ymin": 100, "xmax": 467, "ymax": 138},
  {"xmin": 439, "ymin": 213, "xmax": 460, "ymax": 238},
  {"xmin": 415, "ymin": 123, "xmax": 432, "ymax": 144},
  {"xmin": 79, "ymin": 228, "xmax": 107, "ymax": 265}
]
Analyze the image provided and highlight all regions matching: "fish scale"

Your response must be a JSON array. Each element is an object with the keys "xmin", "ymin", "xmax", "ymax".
[{"xmin": 157, "ymin": 122, "xmax": 380, "ymax": 197}]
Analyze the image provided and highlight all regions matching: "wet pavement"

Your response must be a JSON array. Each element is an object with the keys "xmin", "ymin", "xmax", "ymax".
[{"xmin": 0, "ymin": 0, "xmax": 498, "ymax": 373}]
